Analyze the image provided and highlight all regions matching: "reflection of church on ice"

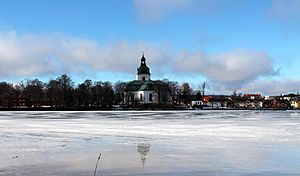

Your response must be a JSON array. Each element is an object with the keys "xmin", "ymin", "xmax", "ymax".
[
  {"xmin": 137, "ymin": 143, "xmax": 151, "ymax": 167},
  {"xmin": 124, "ymin": 54, "xmax": 170, "ymax": 106}
]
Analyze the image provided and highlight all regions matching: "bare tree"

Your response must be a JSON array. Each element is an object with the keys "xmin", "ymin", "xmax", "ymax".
[
  {"xmin": 46, "ymin": 79, "xmax": 60, "ymax": 107},
  {"xmin": 92, "ymin": 81, "xmax": 103, "ymax": 107},
  {"xmin": 199, "ymin": 81, "xmax": 207, "ymax": 101},
  {"xmin": 0, "ymin": 82, "xmax": 14, "ymax": 107},
  {"xmin": 180, "ymin": 83, "xmax": 193, "ymax": 105},
  {"xmin": 23, "ymin": 79, "xmax": 45, "ymax": 107},
  {"xmin": 114, "ymin": 81, "xmax": 127, "ymax": 106},
  {"xmin": 232, "ymin": 90, "xmax": 237, "ymax": 97},
  {"xmin": 102, "ymin": 81, "xmax": 114, "ymax": 108},
  {"xmin": 56, "ymin": 74, "xmax": 74, "ymax": 107},
  {"xmin": 163, "ymin": 79, "xmax": 180, "ymax": 105}
]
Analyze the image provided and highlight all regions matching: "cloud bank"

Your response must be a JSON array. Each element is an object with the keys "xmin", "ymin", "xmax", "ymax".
[
  {"xmin": 175, "ymin": 50, "xmax": 276, "ymax": 84},
  {"xmin": 241, "ymin": 79, "xmax": 300, "ymax": 95},
  {"xmin": 0, "ymin": 30, "xmax": 297, "ymax": 94},
  {"xmin": 0, "ymin": 31, "xmax": 167, "ymax": 78}
]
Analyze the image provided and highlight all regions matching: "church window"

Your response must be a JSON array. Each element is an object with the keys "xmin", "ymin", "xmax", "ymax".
[
  {"xmin": 142, "ymin": 77, "xmax": 145, "ymax": 81},
  {"xmin": 140, "ymin": 94, "xmax": 143, "ymax": 101},
  {"xmin": 149, "ymin": 93, "xmax": 153, "ymax": 101}
]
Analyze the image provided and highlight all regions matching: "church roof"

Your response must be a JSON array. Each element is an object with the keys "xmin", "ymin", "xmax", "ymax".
[
  {"xmin": 125, "ymin": 80, "xmax": 169, "ymax": 92},
  {"xmin": 137, "ymin": 54, "xmax": 151, "ymax": 75}
]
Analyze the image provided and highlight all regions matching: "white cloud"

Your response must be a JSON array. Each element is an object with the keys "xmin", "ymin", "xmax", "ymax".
[
  {"xmin": 174, "ymin": 50, "xmax": 276, "ymax": 85},
  {"xmin": 240, "ymin": 79, "xmax": 300, "ymax": 95},
  {"xmin": 0, "ymin": 31, "xmax": 61, "ymax": 77},
  {"xmin": 2, "ymin": 30, "xmax": 296, "ymax": 95},
  {"xmin": 0, "ymin": 31, "xmax": 167, "ymax": 78}
]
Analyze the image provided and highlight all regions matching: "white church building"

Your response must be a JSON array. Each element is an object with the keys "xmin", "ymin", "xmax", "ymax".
[{"xmin": 124, "ymin": 54, "xmax": 170, "ymax": 106}]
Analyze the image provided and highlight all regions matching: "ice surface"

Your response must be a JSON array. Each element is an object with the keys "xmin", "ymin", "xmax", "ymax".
[{"xmin": 1, "ymin": 110, "xmax": 300, "ymax": 175}]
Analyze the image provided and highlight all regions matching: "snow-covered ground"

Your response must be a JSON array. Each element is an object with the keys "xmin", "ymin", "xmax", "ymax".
[{"xmin": 1, "ymin": 110, "xmax": 300, "ymax": 175}]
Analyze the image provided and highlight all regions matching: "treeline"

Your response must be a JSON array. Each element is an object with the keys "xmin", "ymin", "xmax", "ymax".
[{"xmin": 0, "ymin": 74, "xmax": 199, "ymax": 109}]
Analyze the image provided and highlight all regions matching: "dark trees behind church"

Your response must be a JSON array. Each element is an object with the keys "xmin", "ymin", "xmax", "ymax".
[
  {"xmin": 114, "ymin": 81, "xmax": 127, "ymax": 106},
  {"xmin": 74, "ymin": 80, "xmax": 114, "ymax": 108},
  {"xmin": 163, "ymin": 79, "xmax": 180, "ymax": 105},
  {"xmin": 0, "ymin": 74, "xmax": 116, "ymax": 109},
  {"xmin": 0, "ymin": 82, "xmax": 16, "ymax": 107},
  {"xmin": 22, "ymin": 79, "xmax": 44, "ymax": 107},
  {"xmin": 0, "ymin": 77, "xmax": 196, "ymax": 108},
  {"xmin": 180, "ymin": 83, "xmax": 193, "ymax": 105},
  {"xmin": 45, "ymin": 74, "xmax": 74, "ymax": 107},
  {"xmin": 0, "ymin": 75, "xmax": 196, "ymax": 109}
]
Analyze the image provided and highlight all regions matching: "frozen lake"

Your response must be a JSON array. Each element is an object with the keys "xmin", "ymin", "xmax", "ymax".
[{"xmin": 1, "ymin": 110, "xmax": 300, "ymax": 176}]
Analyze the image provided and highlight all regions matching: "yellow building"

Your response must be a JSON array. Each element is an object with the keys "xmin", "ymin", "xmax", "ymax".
[
  {"xmin": 297, "ymin": 100, "xmax": 300, "ymax": 109},
  {"xmin": 290, "ymin": 97, "xmax": 300, "ymax": 109}
]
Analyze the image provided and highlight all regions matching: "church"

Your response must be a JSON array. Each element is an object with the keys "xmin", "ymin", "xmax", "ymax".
[{"xmin": 124, "ymin": 54, "xmax": 170, "ymax": 106}]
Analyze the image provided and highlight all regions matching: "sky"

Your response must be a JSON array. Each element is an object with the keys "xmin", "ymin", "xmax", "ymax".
[{"xmin": 0, "ymin": 0, "xmax": 299, "ymax": 95}]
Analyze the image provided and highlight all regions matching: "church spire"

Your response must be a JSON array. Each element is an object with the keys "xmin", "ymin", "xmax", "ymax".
[
  {"xmin": 137, "ymin": 53, "xmax": 151, "ymax": 80},
  {"xmin": 141, "ymin": 53, "xmax": 146, "ymax": 66}
]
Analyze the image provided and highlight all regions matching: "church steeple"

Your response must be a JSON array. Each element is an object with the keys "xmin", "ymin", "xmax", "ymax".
[
  {"xmin": 137, "ymin": 53, "xmax": 151, "ymax": 81},
  {"xmin": 141, "ymin": 54, "xmax": 146, "ymax": 66}
]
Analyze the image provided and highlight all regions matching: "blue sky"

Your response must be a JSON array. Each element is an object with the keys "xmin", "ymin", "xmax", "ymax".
[{"xmin": 0, "ymin": 0, "xmax": 299, "ymax": 95}]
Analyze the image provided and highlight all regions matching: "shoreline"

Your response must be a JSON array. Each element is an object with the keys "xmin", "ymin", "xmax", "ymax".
[{"xmin": 0, "ymin": 107, "xmax": 296, "ymax": 111}]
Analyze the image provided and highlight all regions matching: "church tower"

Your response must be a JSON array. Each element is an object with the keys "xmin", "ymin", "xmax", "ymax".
[{"xmin": 136, "ymin": 54, "xmax": 151, "ymax": 81}]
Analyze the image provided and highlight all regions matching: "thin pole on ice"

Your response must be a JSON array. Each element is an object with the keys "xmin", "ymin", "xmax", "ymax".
[{"xmin": 93, "ymin": 153, "xmax": 102, "ymax": 176}]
